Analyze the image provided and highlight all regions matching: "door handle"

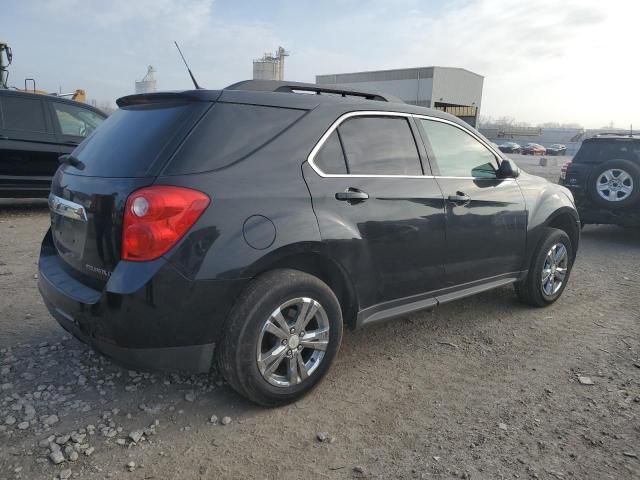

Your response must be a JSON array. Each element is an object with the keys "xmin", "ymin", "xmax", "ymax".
[
  {"xmin": 335, "ymin": 188, "xmax": 369, "ymax": 202},
  {"xmin": 447, "ymin": 192, "xmax": 471, "ymax": 205}
]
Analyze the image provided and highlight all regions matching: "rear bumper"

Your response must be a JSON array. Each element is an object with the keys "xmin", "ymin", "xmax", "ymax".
[
  {"xmin": 38, "ymin": 230, "xmax": 248, "ymax": 373},
  {"xmin": 559, "ymin": 186, "xmax": 640, "ymax": 227}
]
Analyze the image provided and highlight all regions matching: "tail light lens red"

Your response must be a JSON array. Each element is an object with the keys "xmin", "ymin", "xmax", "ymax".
[
  {"xmin": 560, "ymin": 161, "xmax": 572, "ymax": 180},
  {"xmin": 122, "ymin": 186, "xmax": 210, "ymax": 262}
]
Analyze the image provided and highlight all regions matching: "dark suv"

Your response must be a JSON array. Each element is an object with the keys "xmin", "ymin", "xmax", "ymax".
[
  {"xmin": 38, "ymin": 81, "xmax": 580, "ymax": 406},
  {"xmin": 560, "ymin": 134, "xmax": 640, "ymax": 227},
  {"xmin": 0, "ymin": 89, "xmax": 106, "ymax": 197}
]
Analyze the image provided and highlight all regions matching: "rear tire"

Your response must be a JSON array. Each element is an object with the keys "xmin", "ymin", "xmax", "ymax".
[
  {"xmin": 516, "ymin": 227, "xmax": 574, "ymax": 307},
  {"xmin": 218, "ymin": 269, "xmax": 343, "ymax": 406}
]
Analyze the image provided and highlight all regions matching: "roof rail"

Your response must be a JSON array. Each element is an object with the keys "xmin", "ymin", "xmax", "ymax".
[
  {"xmin": 224, "ymin": 80, "xmax": 403, "ymax": 103},
  {"xmin": 593, "ymin": 132, "xmax": 640, "ymax": 138}
]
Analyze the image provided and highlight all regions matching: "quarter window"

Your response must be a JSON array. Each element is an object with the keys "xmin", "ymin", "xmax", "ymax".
[
  {"xmin": 0, "ymin": 96, "xmax": 47, "ymax": 132},
  {"xmin": 314, "ymin": 131, "xmax": 348, "ymax": 174},
  {"xmin": 337, "ymin": 116, "xmax": 422, "ymax": 175},
  {"xmin": 420, "ymin": 119, "xmax": 497, "ymax": 178},
  {"xmin": 52, "ymin": 102, "xmax": 105, "ymax": 137}
]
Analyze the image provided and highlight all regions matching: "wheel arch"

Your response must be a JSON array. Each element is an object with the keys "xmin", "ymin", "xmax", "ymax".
[
  {"xmin": 545, "ymin": 208, "xmax": 580, "ymax": 260},
  {"xmin": 243, "ymin": 243, "xmax": 360, "ymax": 329}
]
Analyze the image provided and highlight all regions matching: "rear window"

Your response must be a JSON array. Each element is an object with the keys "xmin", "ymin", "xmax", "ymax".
[
  {"xmin": 574, "ymin": 140, "xmax": 640, "ymax": 164},
  {"xmin": 72, "ymin": 102, "xmax": 203, "ymax": 177},
  {"xmin": 165, "ymin": 103, "xmax": 305, "ymax": 175}
]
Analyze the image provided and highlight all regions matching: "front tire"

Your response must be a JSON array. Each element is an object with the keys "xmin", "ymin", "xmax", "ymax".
[
  {"xmin": 218, "ymin": 269, "xmax": 343, "ymax": 406},
  {"xmin": 516, "ymin": 227, "xmax": 574, "ymax": 307}
]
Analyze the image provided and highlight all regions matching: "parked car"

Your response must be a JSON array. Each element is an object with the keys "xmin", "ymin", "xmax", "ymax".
[
  {"xmin": 38, "ymin": 80, "xmax": 580, "ymax": 406},
  {"xmin": 498, "ymin": 141, "xmax": 521, "ymax": 154},
  {"xmin": 546, "ymin": 144, "xmax": 567, "ymax": 156},
  {"xmin": 522, "ymin": 143, "xmax": 546, "ymax": 155},
  {"xmin": 0, "ymin": 89, "xmax": 106, "ymax": 197},
  {"xmin": 560, "ymin": 134, "xmax": 640, "ymax": 227}
]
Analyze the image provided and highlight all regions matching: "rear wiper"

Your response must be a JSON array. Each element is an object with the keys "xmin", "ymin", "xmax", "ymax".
[{"xmin": 58, "ymin": 154, "xmax": 85, "ymax": 170}]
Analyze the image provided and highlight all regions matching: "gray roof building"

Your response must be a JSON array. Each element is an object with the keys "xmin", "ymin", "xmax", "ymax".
[{"xmin": 316, "ymin": 66, "xmax": 483, "ymax": 126}]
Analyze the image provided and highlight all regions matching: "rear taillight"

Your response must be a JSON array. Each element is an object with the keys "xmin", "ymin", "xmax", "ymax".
[
  {"xmin": 560, "ymin": 161, "xmax": 572, "ymax": 180},
  {"xmin": 122, "ymin": 186, "xmax": 210, "ymax": 262}
]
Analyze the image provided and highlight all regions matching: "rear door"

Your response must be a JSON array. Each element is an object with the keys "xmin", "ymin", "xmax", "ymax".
[
  {"xmin": 0, "ymin": 93, "xmax": 59, "ymax": 192},
  {"xmin": 303, "ymin": 112, "xmax": 447, "ymax": 311},
  {"xmin": 417, "ymin": 117, "xmax": 527, "ymax": 287}
]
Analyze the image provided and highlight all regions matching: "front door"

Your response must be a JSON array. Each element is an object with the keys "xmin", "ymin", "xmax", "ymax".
[
  {"xmin": 303, "ymin": 114, "xmax": 447, "ymax": 310},
  {"xmin": 417, "ymin": 118, "xmax": 527, "ymax": 287}
]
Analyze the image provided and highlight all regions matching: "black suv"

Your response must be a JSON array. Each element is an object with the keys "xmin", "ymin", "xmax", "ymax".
[
  {"xmin": 38, "ymin": 81, "xmax": 580, "ymax": 406},
  {"xmin": 0, "ymin": 89, "xmax": 106, "ymax": 197},
  {"xmin": 560, "ymin": 134, "xmax": 640, "ymax": 227}
]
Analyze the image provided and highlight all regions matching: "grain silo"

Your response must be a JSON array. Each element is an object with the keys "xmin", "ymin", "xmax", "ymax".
[
  {"xmin": 135, "ymin": 66, "xmax": 157, "ymax": 94},
  {"xmin": 252, "ymin": 47, "xmax": 288, "ymax": 81}
]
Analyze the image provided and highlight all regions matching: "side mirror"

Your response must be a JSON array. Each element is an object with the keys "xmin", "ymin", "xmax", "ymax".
[{"xmin": 498, "ymin": 158, "xmax": 520, "ymax": 178}]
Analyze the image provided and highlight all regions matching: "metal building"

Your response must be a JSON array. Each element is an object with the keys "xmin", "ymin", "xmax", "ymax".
[
  {"xmin": 253, "ymin": 47, "xmax": 289, "ymax": 81},
  {"xmin": 316, "ymin": 66, "xmax": 483, "ymax": 126},
  {"xmin": 135, "ymin": 66, "xmax": 157, "ymax": 94}
]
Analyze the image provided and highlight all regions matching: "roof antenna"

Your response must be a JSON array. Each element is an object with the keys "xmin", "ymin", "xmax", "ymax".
[{"xmin": 174, "ymin": 41, "xmax": 202, "ymax": 90}]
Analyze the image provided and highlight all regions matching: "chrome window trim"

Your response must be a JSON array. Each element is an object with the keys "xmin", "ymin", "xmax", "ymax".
[
  {"xmin": 307, "ymin": 111, "xmax": 433, "ymax": 179},
  {"xmin": 307, "ymin": 110, "xmax": 506, "ymax": 180},
  {"xmin": 48, "ymin": 194, "xmax": 87, "ymax": 222}
]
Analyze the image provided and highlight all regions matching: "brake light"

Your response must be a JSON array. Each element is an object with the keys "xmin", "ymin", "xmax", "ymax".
[
  {"xmin": 122, "ymin": 186, "xmax": 210, "ymax": 261},
  {"xmin": 560, "ymin": 161, "xmax": 571, "ymax": 180}
]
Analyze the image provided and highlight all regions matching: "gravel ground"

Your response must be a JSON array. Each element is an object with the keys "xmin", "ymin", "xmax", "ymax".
[{"xmin": 0, "ymin": 165, "xmax": 638, "ymax": 480}]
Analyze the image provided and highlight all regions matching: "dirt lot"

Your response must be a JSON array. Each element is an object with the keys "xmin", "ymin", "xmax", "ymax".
[{"xmin": 0, "ymin": 164, "xmax": 639, "ymax": 480}]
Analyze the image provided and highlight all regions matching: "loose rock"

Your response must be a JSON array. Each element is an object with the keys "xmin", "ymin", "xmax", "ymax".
[
  {"xmin": 49, "ymin": 450, "xmax": 65, "ymax": 465},
  {"xmin": 59, "ymin": 469, "xmax": 72, "ymax": 480},
  {"xmin": 129, "ymin": 430, "xmax": 144, "ymax": 443},
  {"xmin": 221, "ymin": 416, "xmax": 232, "ymax": 425},
  {"xmin": 577, "ymin": 375, "xmax": 594, "ymax": 385}
]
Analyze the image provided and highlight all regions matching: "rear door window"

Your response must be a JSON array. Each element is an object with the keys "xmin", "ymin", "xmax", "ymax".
[
  {"xmin": 0, "ymin": 95, "xmax": 47, "ymax": 133},
  {"xmin": 51, "ymin": 102, "xmax": 105, "ymax": 138},
  {"xmin": 337, "ymin": 116, "xmax": 422, "ymax": 175},
  {"xmin": 314, "ymin": 131, "xmax": 348, "ymax": 174},
  {"xmin": 166, "ymin": 103, "xmax": 306, "ymax": 175}
]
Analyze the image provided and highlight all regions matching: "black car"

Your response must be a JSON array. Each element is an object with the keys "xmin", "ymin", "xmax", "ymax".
[
  {"xmin": 546, "ymin": 144, "xmax": 567, "ymax": 156},
  {"xmin": 560, "ymin": 134, "xmax": 640, "ymax": 227},
  {"xmin": 498, "ymin": 141, "xmax": 521, "ymax": 154},
  {"xmin": 38, "ymin": 80, "xmax": 580, "ymax": 406},
  {"xmin": 0, "ymin": 89, "xmax": 106, "ymax": 197}
]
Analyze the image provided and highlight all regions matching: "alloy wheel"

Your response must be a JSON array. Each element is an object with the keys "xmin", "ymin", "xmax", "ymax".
[
  {"xmin": 596, "ymin": 168, "xmax": 634, "ymax": 202},
  {"xmin": 541, "ymin": 243, "xmax": 569, "ymax": 296},
  {"xmin": 256, "ymin": 297, "xmax": 330, "ymax": 387}
]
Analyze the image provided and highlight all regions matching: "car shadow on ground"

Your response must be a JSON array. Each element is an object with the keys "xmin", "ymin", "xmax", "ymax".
[{"xmin": 580, "ymin": 224, "xmax": 640, "ymax": 247}]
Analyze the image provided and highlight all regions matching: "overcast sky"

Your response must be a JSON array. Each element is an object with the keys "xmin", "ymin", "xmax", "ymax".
[{"xmin": 4, "ymin": 0, "xmax": 639, "ymax": 128}]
